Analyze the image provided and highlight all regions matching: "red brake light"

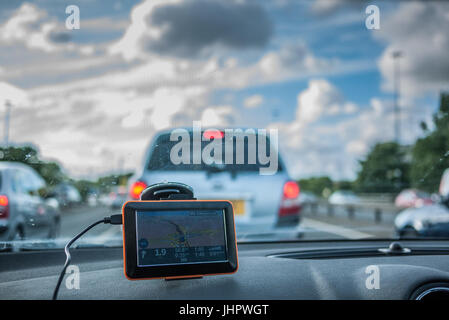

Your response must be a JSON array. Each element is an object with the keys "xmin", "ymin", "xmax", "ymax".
[
  {"xmin": 0, "ymin": 195, "xmax": 9, "ymax": 218},
  {"xmin": 130, "ymin": 181, "xmax": 147, "ymax": 200},
  {"xmin": 279, "ymin": 182, "xmax": 301, "ymax": 217},
  {"xmin": 203, "ymin": 130, "xmax": 224, "ymax": 140},
  {"xmin": 0, "ymin": 195, "xmax": 8, "ymax": 206},
  {"xmin": 283, "ymin": 181, "xmax": 299, "ymax": 199}
]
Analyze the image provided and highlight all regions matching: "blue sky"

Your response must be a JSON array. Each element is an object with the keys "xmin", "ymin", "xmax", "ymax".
[{"xmin": 0, "ymin": 0, "xmax": 447, "ymax": 179}]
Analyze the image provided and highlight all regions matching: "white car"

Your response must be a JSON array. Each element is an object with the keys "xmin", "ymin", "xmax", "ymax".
[
  {"xmin": 328, "ymin": 190, "xmax": 360, "ymax": 206},
  {"xmin": 395, "ymin": 168, "xmax": 449, "ymax": 238},
  {"xmin": 128, "ymin": 128, "xmax": 302, "ymax": 238}
]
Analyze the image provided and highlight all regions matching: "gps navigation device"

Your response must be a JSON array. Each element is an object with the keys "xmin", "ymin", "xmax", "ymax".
[{"xmin": 122, "ymin": 200, "xmax": 238, "ymax": 280}]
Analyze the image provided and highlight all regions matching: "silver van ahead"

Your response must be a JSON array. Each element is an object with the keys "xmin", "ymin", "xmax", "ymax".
[{"xmin": 128, "ymin": 128, "xmax": 302, "ymax": 238}]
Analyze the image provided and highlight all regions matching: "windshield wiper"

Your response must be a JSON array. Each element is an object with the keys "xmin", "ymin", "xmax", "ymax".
[{"xmin": 268, "ymin": 242, "xmax": 449, "ymax": 260}]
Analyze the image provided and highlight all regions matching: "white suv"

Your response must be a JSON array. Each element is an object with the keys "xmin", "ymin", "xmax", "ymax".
[{"xmin": 128, "ymin": 128, "xmax": 302, "ymax": 239}]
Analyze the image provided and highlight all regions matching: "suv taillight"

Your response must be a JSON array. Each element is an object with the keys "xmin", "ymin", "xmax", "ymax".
[
  {"xmin": 278, "ymin": 181, "xmax": 301, "ymax": 217},
  {"xmin": 283, "ymin": 181, "xmax": 300, "ymax": 199},
  {"xmin": 129, "ymin": 181, "xmax": 147, "ymax": 200},
  {"xmin": 0, "ymin": 195, "xmax": 9, "ymax": 218}
]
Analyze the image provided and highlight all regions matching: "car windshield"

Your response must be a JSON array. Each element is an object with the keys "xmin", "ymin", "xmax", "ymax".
[{"xmin": 1, "ymin": 0, "xmax": 449, "ymax": 250}]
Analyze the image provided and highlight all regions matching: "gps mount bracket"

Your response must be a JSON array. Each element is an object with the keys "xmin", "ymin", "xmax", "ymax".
[{"xmin": 140, "ymin": 182, "xmax": 196, "ymax": 201}]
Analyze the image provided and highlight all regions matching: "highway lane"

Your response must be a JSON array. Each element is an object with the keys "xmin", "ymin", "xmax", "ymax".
[
  {"xmin": 57, "ymin": 204, "xmax": 396, "ymax": 243},
  {"xmin": 59, "ymin": 205, "xmax": 122, "ymax": 241}
]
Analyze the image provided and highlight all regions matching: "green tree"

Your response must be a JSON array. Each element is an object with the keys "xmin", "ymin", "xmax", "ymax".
[
  {"xmin": 355, "ymin": 142, "xmax": 411, "ymax": 193},
  {"xmin": 334, "ymin": 180, "xmax": 354, "ymax": 191},
  {"xmin": 73, "ymin": 179, "xmax": 98, "ymax": 201},
  {"xmin": 410, "ymin": 93, "xmax": 449, "ymax": 192},
  {"xmin": 298, "ymin": 176, "xmax": 333, "ymax": 197},
  {"xmin": 0, "ymin": 145, "xmax": 65, "ymax": 186},
  {"xmin": 96, "ymin": 172, "xmax": 133, "ymax": 193}
]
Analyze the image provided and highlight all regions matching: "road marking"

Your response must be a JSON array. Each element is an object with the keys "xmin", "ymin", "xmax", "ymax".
[{"xmin": 300, "ymin": 218, "xmax": 374, "ymax": 239}]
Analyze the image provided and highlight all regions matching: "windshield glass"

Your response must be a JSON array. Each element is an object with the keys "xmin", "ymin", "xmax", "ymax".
[{"xmin": 1, "ymin": 0, "xmax": 449, "ymax": 249}]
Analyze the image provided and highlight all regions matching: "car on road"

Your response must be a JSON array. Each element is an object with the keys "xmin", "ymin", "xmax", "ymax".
[
  {"xmin": 394, "ymin": 189, "xmax": 433, "ymax": 209},
  {"xmin": 440, "ymin": 168, "xmax": 449, "ymax": 198},
  {"xmin": 394, "ymin": 203, "xmax": 449, "ymax": 238},
  {"xmin": 128, "ymin": 128, "xmax": 302, "ymax": 238},
  {"xmin": 109, "ymin": 186, "xmax": 128, "ymax": 209},
  {"xmin": 52, "ymin": 183, "xmax": 82, "ymax": 208},
  {"xmin": 328, "ymin": 190, "xmax": 360, "ymax": 206},
  {"xmin": 395, "ymin": 168, "xmax": 449, "ymax": 238},
  {"xmin": 0, "ymin": 162, "xmax": 61, "ymax": 241},
  {"xmin": 298, "ymin": 191, "xmax": 319, "ymax": 213}
]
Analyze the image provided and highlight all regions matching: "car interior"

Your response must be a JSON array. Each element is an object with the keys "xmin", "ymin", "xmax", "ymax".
[{"xmin": 1, "ymin": 0, "xmax": 449, "ymax": 305}]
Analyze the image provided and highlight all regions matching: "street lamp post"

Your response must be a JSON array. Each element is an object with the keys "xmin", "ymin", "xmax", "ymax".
[
  {"xmin": 4, "ymin": 100, "xmax": 12, "ymax": 146},
  {"xmin": 392, "ymin": 51, "xmax": 403, "ymax": 144}
]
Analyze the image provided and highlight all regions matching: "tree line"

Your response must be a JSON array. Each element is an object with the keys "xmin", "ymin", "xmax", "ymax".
[{"xmin": 0, "ymin": 145, "xmax": 133, "ymax": 200}]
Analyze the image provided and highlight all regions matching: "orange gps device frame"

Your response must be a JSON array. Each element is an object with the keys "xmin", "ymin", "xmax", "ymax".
[{"xmin": 122, "ymin": 200, "xmax": 238, "ymax": 280}]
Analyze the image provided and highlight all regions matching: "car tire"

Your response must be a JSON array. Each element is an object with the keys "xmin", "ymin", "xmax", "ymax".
[
  {"xmin": 48, "ymin": 218, "xmax": 61, "ymax": 239},
  {"xmin": 9, "ymin": 226, "xmax": 25, "ymax": 241},
  {"xmin": 400, "ymin": 227, "xmax": 419, "ymax": 239}
]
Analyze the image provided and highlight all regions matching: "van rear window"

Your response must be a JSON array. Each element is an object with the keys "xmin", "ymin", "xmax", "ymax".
[{"xmin": 147, "ymin": 132, "xmax": 282, "ymax": 172}]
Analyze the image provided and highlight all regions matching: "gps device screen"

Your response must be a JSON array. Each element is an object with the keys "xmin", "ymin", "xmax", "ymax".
[
  {"xmin": 122, "ymin": 200, "xmax": 238, "ymax": 280},
  {"xmin": 136, "ymin": 209, "xmax": 227, "ymax": 266}
]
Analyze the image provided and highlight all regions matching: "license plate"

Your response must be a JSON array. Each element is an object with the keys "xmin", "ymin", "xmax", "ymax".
[{"xmin": 230, "ymin": 200, "xmax": 245, "ymax": 216}]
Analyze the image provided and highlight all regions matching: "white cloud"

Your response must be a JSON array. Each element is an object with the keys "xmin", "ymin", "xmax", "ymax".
[
  {"xmin": 8, "ymin": 43, "xmax": 351, "ymax": 176},
  {"xmin": 310, "ymin": 0, "xmax": 367, "ymax": 15},
  {"xmin": 243, "ymin": 94, "xmax": 264, "ymax": 108},
  {"xmin": 311, "ymin": 0, "xmax": 347, "ymax": 15},
  {"xmin": 376, "ymin": 1, "xmax": 449, "ymax": 97},
  {"xmin": 281, "ymin": 79, "xmax": 359, "ymax": 132},
  {"xmin": 0, "ymin": 3, "xmax": 93, "ymax": 55},
  {"xmin": 296, "ymin": 79, "xmax": 343, "ymax": 124},
  {"xmin": 200, "ymin": 106, "xmax": 235, "ymax": 127},
  {"xmin": 149, "ymin": 86, "xmax": 208, "ymax": 130},
  {"xmin": 109, "ymin": 0, "xmax": 272, "ymax": 60},
  {"xmin": 269, "ymin": 80, "xmax": 418, "ymax": 179},
  {"xmin": 29, "ymin": 40, "xmax": 358, "ymax": 100},
  {"xmin": 0, "ymin": 81, "xmax": 29, "ymax": 106},
  {"xmin": 81, "ymin": 17, "xmax": 129, "ymax": 32},
  {"xmin": 0, "ymin": 1, "xmax": 380, "ymax": 179},
  {"xmin": 0, "ymin": 3, "xmax": 67, "ymax": 52},
  {"xmin": 345, "ymin": 140, "xmax": 367, "ymax": 155}
]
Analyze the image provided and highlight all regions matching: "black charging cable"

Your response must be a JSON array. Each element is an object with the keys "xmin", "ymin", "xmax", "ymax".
[{"xmin": 52, "ymin": 214, "xmax": 122, "ymax": 300}]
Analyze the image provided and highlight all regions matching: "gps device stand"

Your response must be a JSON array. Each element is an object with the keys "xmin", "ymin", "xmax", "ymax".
[
  {"xmin": 140, "ymin": 182, "xmax": 196, "ymax": 201},
  {"xmin": 139, "ymin": 182, "xmax": 202, "ymax": 281}
]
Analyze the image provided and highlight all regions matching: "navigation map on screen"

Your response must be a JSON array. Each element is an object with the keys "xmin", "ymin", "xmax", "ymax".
[{"xmin": 136, "ymin": 209, "xmax": 227, "ymax": 266}]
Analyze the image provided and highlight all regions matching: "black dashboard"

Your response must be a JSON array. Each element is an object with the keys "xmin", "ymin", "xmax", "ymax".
[{"xmin": 1, "ymin": 240, "xmax": 449, "ymax": 300}]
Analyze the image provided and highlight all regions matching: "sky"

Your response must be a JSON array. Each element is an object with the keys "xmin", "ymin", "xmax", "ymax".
[{"xmin": 0, "ymin": 0, "xmax": 448, "ymax": 180}]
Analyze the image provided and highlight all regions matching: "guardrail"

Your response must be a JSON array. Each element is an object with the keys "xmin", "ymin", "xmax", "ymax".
[{"xmin": 302, "ymin": 196, "xmax": 400, "ymax": 224}]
